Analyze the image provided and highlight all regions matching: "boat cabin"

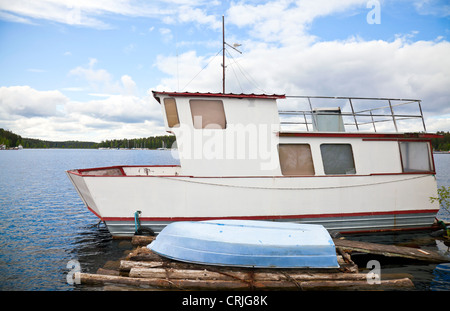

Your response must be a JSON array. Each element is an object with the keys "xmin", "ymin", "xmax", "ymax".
[{"xmin": 152, "ymin": 91, "xmax": 439, "ymax": 178}]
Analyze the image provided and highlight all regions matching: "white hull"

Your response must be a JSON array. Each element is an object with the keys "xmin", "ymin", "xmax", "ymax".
[{"xmin": 67, "ymin": 166, "xmax": 439, "ymax": 237}]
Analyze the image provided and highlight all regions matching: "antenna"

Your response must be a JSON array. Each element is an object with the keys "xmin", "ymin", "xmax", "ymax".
[
  {"xmin": 222, "ymin": 15, "xmax": 225, "ymax": 94},
  {"xmin": 222, "ymin": 15, "xmax": 242, "ymax": 94}
]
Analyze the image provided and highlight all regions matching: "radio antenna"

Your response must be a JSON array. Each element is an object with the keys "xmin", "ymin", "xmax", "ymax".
[
  {"xmin": 222, "ymin": 15, "xmax": 242, "ymax": 94},
  {"xmin": 222, "ymin": 15, "xmax": 226, "ymax": 94}
]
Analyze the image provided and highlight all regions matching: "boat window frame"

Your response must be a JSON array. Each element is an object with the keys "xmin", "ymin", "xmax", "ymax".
[
  {"xmin": 164, "ymin": 98, "xmax": 180, "ymax": 128},
  {"xmin": 320, "ymin": 143, "xmax": 356, "ymax": 175},
  {"xmin": 278, "ymin": 143, "xmax": 315, "ymax": 176},
  {"xmin": 398, "ymin": 141, "xmax": 434, "ymax": 173},
  {"xmin": 189, "ymin": 99, "xmax": 227, "ymax": 129}
]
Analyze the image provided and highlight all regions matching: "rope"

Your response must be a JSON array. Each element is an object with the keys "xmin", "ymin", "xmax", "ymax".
[
  {"xmin": 163, "ymin": 264, "xmax": 184, "ymax": 290},
  {"xmin": 134, "ymin": 211, "xmax": 141, "ymax": 234},
  {"xmin": 181, "ymin": 49, "xmax": 223, "ymax": 91},
  {"xmin": 282, "ymin": 272, "xmax": 303, "ymax": 290},
  {"xmin": 152, "ymin": 174, "xmax": 431, "ymax": 191},
  {"xmin": 206, "ymin": 266, "xmax": 255, "ymax": 289}
]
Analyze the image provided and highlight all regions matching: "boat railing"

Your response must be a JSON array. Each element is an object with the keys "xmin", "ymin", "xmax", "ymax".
[{"xmin": 278, "ymin": 95, "xmax": 426, "ymax": 133}]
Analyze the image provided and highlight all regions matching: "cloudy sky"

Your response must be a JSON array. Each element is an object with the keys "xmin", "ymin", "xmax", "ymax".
[{"xmin": 0, "ymin": 0, "xmax": 449, "ymax": 142}]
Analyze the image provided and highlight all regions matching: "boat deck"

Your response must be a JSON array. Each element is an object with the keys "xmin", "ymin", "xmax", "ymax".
[{"xmin": 70, "ymin": 165, "xmax": 182, "ymax": 177}]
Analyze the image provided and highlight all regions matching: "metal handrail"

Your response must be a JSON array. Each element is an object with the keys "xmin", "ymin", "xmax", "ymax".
[{"xmin": 278, "ymin": 96, "xmax": 426, "ymax": 133}]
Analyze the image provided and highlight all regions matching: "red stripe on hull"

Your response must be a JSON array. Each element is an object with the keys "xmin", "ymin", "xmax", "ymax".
[{"xmin": 100, "ymin": 209, "xmax": 439, "ymax": 222}]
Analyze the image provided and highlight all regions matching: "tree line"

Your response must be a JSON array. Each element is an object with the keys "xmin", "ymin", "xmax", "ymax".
[
  {"xmin": 97, "ymin": 135, "xmax": 176, "ymax": 149},
  {"xmin": 0, "ymin": 128, "xmax": 176, "ymax": 150},
  {"xmin": 1, "ymin": 127, "xmax": 449, "ymax": 151},
  {"xmin": 431, "ymin": 131, "xmax": 450, "ymax": 151}
]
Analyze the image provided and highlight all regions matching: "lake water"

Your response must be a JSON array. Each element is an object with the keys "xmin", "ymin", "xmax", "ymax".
[{"xmin": 0, "ymin": 149, "xmax": 449, "ymax": 291}]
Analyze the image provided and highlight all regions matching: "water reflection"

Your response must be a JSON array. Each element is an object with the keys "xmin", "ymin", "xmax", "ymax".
[{"xmin": 431, "ymin": 263, "xmax": 450, "ymax": 291}]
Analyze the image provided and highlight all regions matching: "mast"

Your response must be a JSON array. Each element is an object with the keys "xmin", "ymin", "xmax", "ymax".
[
  {"xmin": 221, "ymin": 16, "xmax": 241, "ymax": 94},
  {"xmin": 222, "ymin": 15, "xmax": 225, "ymax": 94}
]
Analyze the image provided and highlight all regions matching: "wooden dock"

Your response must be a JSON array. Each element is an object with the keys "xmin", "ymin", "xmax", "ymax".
[
  {"xmin": 73, "ymin": 236, "xmax": 420, "ymax": 291},
  {"xmin": 333, "ymin": 238, "xmax": 449, "ymax": 263}
]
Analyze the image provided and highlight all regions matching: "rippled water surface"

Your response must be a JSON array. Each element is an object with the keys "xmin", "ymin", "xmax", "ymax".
[
  {"xmin": 0, "ymin": 149, "xmax": 178, "ymax": 290},
  {"xmin": 0, "ymin": 149, "xmax": 449, "ymax": 291}
]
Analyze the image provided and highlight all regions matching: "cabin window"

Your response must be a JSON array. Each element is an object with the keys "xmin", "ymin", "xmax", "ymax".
[
  {"xmin": 399, "ymin": 141, "xmax": 433, "ymax": 172},
  {"xmin": 278, "ymin": 144, "xmax": 315, "ymax": 175},
  {"xmin": 164, "ymin": 98, "xmax": 180, "ymax": 128},
  {"xmin": 190, "ymin": 99, "xmax": 227, "ymax": 129},
  {"xmin": 320, "ymin": 144, "xmax": 356, "ymax": 175}
]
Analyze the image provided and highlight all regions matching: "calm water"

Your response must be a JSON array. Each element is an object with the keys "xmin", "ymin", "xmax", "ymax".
[{"xmin": 0, "ymin": 149, "xmax": 449, "ymax": 291}]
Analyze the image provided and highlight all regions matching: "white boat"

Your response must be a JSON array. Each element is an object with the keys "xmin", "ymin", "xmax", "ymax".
[
  {"xmin": 148, "ymin": 220, "xmax": 339, "ymax": 268},
  {"xmin": 67, "ymin": 91, "xmax": 441, "ymax": 237}
]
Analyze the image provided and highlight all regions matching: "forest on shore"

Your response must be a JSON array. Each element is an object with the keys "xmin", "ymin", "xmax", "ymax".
[
  {"xmin": 1, "ymin": 128, "xmax": 449, "ymax": 151},
  {"xmin": 0, "ymin": 128, "xmax": 175, "ymax": 150}
]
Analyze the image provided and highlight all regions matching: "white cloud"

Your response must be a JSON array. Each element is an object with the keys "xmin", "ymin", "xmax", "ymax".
[
  {"xmin": 426, "ymin": 116, "xmax": 450, "ymax": 132},
  {"xmin": 123, "ymin": 43, "xmax": 136, "ymax": 54},
  {"xmin": 154, "ymin": 50, "xmax": 224, "ymax": 92},
  {"xmin": 0, "ymin": 86, "xmax": 68, "ymax": 118},
  {"xmin": 69, "ymin": 58, "xmax": 114, "ymax": 92},
  {"xmin": 121, "ymin": 75, "xmax": 137, "ymax": 96},
  {"xmin": 227, "ymin": 0, "xmax": 367, "ymax": 45},
  {"xmin": 156, "ymin": 38, "xmax": 450, "ymax": 113},
  {"xmin": 159, "ymin": 27, "xmax": 173, "ymax": 42},
  {"xmin": 0, "ymin": 0, "xmax": 217, "ymax": 29},
  {"xmin": 68, "ymin": 59, "xmax": 141, "ymax": 97},
  {"xmin": 154, "ymin": 1, "xmax": 450, "ymax": 133},
  {"xmin": 413, "ymin": 0, "xmax": 450, "ymax": 17},
  {"xmin": 0, "ymin": 82, "xmax": 165, "ymax": 142},
  {"xmin": 66, "ymin": 93, "xmax": 158, "ymax": 124},
  {"xmin": 176, "ymin": 5, "xmax": 221, "ymax": 30}
]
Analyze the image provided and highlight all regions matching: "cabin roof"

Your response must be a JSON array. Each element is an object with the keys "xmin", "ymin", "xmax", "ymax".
[{"xmin": 152, "ymin": 91, "xmax": 285, "ymax": 102}]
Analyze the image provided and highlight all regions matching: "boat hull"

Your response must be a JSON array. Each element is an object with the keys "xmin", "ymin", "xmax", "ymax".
[
  {"xmin": 147, "ymin": 220, "xmax": 340, "ymax": 268},
  {"xmin": 66, "ymin": 167, "xmax": 440, "ymax": 237}
]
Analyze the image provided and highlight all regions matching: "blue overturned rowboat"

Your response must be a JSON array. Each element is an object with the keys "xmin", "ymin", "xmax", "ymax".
[{"xmin": 147, "ymin": 220, "xmax": 339, "ymax": 268}]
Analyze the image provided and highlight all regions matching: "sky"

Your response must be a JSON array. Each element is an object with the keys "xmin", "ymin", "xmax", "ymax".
[{"xmin": 0, "ymin": 0, "xmax": 449, "ymax": 142}]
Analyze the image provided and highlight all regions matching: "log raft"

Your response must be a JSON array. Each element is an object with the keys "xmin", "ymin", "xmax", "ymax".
[
  {"xmin": 333, "ymin": 238, "xmax": 449, "ymax": 263},
  {"xmin": 75, "ymin": 240, "xmax": 416, "ymax": 291}
]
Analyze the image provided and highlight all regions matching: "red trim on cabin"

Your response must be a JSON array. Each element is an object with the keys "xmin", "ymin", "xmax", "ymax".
[
  {"xmin": 68, "ymin": 165, "xmax": 437, "ymax": 177},
  {"xmin": 100, "ymin": 209, "xmax": 439, "ymax": 222},
  {"xmin": 370, "ymin": 172, "xmax": 436, "ymax": 176},
  {"xmin": 342, "ymin": 225, "xmax": 438, "ymax": 234},
  {"xmin": 279, "ymin": 132, "xmax": 442, "ymax": 139},
  {"xmin": 152, "ymin": 91, "xmax": 286, "ymax": 101}
]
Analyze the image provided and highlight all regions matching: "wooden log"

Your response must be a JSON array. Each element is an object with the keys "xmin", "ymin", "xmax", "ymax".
[
  {"xmin": 76, "ymin": 272, "xmax": 414, "ymax": 290},
  {"xmin": 129, "ymin": 267, "xmax": 249, "ymax": 281},
  {"xmin": 293, "ymin": 278, "xmax": 414, "ymax": 291},
  {"xmin": 121, "ymin": 257, "xmax": 354, "ymax": 275},
  {"xmin": 131, "ymin": 235, "xmax": 155, "ymax": 246},
  {"xmin": 129, "ymin": 266, "xmax": 376, "ymax": 282},
  {"xmin": 76, "ymin": 272, "xmax": 249, "ymax": 290},
  {"xmin": 96, "ymin": 268, "xmax": 120, "ymax": 276},
  {"xmin": 334, "ymin": 239, "xmax": 448, "ymax": 263},
  {"xmin": 120, "ymin": 259, "xmax": 211, "ymax": 272},
  {"xmin": 125, "ymin": 247, "xmax": 163, "ymax": 261},
  {"xmin": 120, "ymin": 260, "xmax": 164, "ymax": 271}
]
